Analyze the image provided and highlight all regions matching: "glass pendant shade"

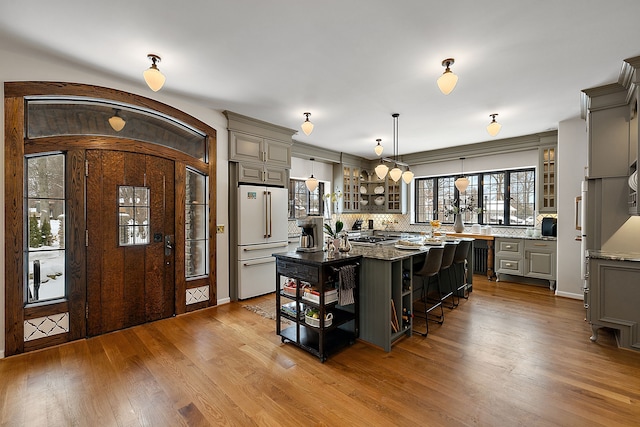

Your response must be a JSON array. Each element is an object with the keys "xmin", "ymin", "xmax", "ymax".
[
  {"xmin": 108, "ymin": 112, "xmax": 126, "ymax": 132},
  {"xmin": 305, "ymin": 175, "xmax": 318, "ymax": 192},
  {"xmin": 402, "ymin": 169, "xmax": 414, "ymax": 184},
  {"xmin": 487, "ymin": 115, "xmax": 502, "ymax": 136},
  {"xmin": 437, "ymin": 71, "xmax": 458, "ymax": 95},
  {"xmin": 375, "ymin": 162, "xmax": 389, "ymax": 180},
  {"xmin": 143, "ymin": 55, "xmax": 165, "ymax": 92},
  {"xmin": 389, "ymin": 166, "xmax": 403, "ymax": 182},
  {"xmin": 374, "ymin": 139, "xmax": 384, "ymax": 156},
  {"xmin": 455, "ymin": 176, "xmax": 470, "ymax": 193},
  {"xmin": 301, "ymin": 113, "xmax": 314, "ymax": 136}
]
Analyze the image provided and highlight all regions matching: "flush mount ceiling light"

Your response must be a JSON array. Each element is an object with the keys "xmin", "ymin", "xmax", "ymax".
[
  {"xmin": 455, "ymin": 157, "xmax": 470, "ymax": 193},
  {"xmin": 301, "ymin": 112, "xmax": 314, "ymax": 136},
  {"xmin": 108, "ymin": 109, "xmax": 126, "ymax": 132},
  {"xmin": 487, "ymin": 113, "xmax": 502, "ymax": 137},
  {"xmin": 143, "ymin": 54, "xmax": 166, "ymax": 92},
  {"xmin": 374, "ymin": 138, "xmax": 384, "ymax": 156},
  {"xmin": 437, "ymin": 58, "xmax": 458, "ymax": 95},
  {"xmin": 305, "ymin": 158, "xmax": 319, "ymax": 192}
]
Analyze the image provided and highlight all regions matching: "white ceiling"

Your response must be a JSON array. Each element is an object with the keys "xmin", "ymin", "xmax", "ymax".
[{"xmin": 2, "ymin": 1, "xmax": 640, "ymax": 159}]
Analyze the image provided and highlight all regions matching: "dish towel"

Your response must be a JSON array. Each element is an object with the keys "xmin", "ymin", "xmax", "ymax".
[{"xmin": 338, "ymin": 264, "xmax": 356, "ymax": 306}]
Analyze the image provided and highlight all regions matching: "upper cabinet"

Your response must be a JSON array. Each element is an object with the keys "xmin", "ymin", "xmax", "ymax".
[
  {"xmin": 538, "ymin": 145, "xmax": 556, "ymax": 213},
  {"xmin": 225, "ymin": 111, "xmax": 296, "ymax": 187},
  {"xmin": 333, "ymin": 155, "xmax": 362, "ymax": 213}
]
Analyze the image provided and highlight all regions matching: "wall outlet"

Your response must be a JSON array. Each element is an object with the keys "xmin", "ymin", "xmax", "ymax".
[{"xmin": 216, "ymin": 225, "xmax": 224, "ymax": 234}]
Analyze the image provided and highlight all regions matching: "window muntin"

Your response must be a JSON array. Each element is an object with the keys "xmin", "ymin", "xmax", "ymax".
[
  {"xmin": 415, "ymin": 168, "xmax": 535, "ymax": 226},
  {"xmin": 288, "ymin": 179, "xmax": 325, "ymax": 219},
  {"xmin": 186, "ymin": 169, "xmax": 209, "ymax": 279},
  {"xmin": 26, "ymin": 154, "xmax": 66, "ymax": 303},
  {"xmin": 26, "ymin": 98, "xmax": 208, "ymax": 162},
  {"xmin": 118, "ymin": 186, "xmax": 150, "ymax": 246}
]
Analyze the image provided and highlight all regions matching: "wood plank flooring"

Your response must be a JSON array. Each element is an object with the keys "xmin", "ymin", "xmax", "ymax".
[{"xmin": 2, "ymin": 276, "xmax": 640, "ymax": 426}]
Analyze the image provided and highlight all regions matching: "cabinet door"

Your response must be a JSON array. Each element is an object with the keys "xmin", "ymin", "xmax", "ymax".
[
  {"xmin": 264, "ymin": 165, "xmax": 288, "ymax": 187},
  {"xmin": 237, "ymin": 162, "xmax": 265, "ymax": 185},
  {"xmin": 538, "ymin": 145, "xmax": 556, "ymax": 213},
  {"xmin": 230, "ymin": 132, "xmax": 263, "ymax": 163},
  {"xmin": 341, "ymin": 164, "xmax": 361, "ymax": 212},
  {"xmin": 525, "ymin": 251, "xmax": 553, "ymax": 277},
  {"xmin": 264, "ymin": 139, "xmax": 291, "ymax": 168},
  {"xmin": 386, "ymin": 178, "xmax": 403, "ymax": 213}
]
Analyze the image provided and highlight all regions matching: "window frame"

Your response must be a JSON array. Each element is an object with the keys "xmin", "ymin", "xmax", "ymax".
[
  {"xmin": 415, "ymin": 167, "xmax": 536, "ymax": 226},
  {"xmin": 288, "ymin": 179, "xmax": 325, "ymax": 219}
]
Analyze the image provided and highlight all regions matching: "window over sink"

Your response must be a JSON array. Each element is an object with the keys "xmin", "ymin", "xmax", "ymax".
[{"xmin": 288, "ymin": 179, "xmax": 325, "ymax": 219}]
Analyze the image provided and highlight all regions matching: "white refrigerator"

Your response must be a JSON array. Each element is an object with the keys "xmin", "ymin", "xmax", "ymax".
[{"xmin": 236, "ymin": 185, "xmax": 289, "ymax": 299}]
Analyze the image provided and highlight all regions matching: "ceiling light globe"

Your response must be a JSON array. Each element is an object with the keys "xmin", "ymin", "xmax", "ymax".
[
  {"xmin": 301, "ymin": 120, "xmax": 314, "ymax": 136},
  {"xmin": 108, "ymin": 115, "xmax": 126, "ymax": 132},
  {"xmin": 455, "ymin": 177, "xmax": 470, "ymax": 193},
  {"xmin": 374, "ymin": 141, "xmax": 384, "ymax": 156},
  {"xmin": 375, "ymin": 163, "xmax": 389, "ymax": 180},
  {"xmin": 143, "ymin": 67, "xmax": 166, "ymax": 92},
  {"xmin": 487, "ymin": 121, "xmax": 502, "ymax": 137},
  {"xmin": 437, "ymin": 71, "xmax": 458, "ymax": 95},
  {"xmin": 389, "ymin": 166, "xmax": 403, "ymax": 182},
  {"xmin": 402, "ymin": 169, "xmax": 414, "ymax": 184},
  {"xmin": 305, "ymin": 176, "xmax": 318, "ymax": 192}
]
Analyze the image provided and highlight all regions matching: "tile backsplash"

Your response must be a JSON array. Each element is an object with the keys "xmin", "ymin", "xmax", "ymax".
[{"xmin": 289, "ymin": 212, "xmax": 557, "ymax": 238}]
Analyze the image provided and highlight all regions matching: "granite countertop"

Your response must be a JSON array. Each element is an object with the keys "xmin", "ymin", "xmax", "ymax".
[
  {"xmin": 275, "ymin": 244, "xmax": 439, "ymax": 262},
  {"xmin": 587, "ymin": 250, "xmax": 640, "ymax": 262}
]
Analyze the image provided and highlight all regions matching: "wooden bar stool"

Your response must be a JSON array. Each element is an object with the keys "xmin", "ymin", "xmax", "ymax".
[{"xmin": 412, "ymin": 246, "xmax": 444, "ymax": 337}]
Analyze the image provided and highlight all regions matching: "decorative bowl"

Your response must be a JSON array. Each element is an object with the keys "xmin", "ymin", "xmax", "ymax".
[
  {"xmin": 374, "ymin": 196, "xmax": 385, "ymax": 206},
  {"xmin": 359, "ymin": 199, "xmax": 369, "ymax": 206}
]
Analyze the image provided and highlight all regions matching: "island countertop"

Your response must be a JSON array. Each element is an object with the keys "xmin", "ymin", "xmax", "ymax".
[
  {"xmin": 274, "ymin": 245, "xmax": 434, "ymax": 262},
  {"xmin": 587, "ymin": 250, "xmax": 640, "ymax": 262}
]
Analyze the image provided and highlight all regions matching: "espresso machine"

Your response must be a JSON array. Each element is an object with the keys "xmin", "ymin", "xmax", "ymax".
[{"xmin": 296, "ymin": 215, "xmax": 324, "ymax": 252}]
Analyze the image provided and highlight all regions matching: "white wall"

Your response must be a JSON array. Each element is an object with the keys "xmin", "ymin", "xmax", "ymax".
[
  {"xmin": 556, "ymin": 117, "xmax": 588, "ymax": 299},
  {"xmin": 0, "ymin": 44, "xmax": 231, "ymax": 357},
  {"xmin": 290, "ymin": 157, "xmax": 333, "ymax": 184}
]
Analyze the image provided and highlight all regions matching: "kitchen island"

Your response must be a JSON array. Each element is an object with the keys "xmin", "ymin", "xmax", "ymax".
[{"xmin": 275, "ymin": 240, "xmax": 474, "ymax": 354}]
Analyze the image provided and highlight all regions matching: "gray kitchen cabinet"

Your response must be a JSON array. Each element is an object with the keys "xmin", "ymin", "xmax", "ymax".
[
  {"xmin": 538, "ymin": 145, "xmax": 557, "ymax": 213},
  {"xmin": 225, "ymin": 111, "xmax": 295, "ymax": 188},
  {"xmin": 332, "ymin": 154, "xmax": 362, "ymax": 213},
  {"xmin": 495, "ymin": 237, "xmax": 556, "ymax": 289},
  {"xmin": 586, "ymin": 256, "xmax": 640, "ymax": 351}
]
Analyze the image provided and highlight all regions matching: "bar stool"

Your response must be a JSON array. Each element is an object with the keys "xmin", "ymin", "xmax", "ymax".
[
  {"xmin": 412, "ymin": 246, "xmax": 444, "ymax": 337},
  {"xmin": 452, "ymin": 239, "xmax": 472, "ymax": 305},
  {"xmin": 439, "ymin": 242, "xmax": 458, "ymax": 309}
]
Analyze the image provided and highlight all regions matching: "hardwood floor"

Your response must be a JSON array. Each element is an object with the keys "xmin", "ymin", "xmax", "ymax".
[{"xmin": 2, "ymin": 275, "xmax": 640, "ymax": 426}]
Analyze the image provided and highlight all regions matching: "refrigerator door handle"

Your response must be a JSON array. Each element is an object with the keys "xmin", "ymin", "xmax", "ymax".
[
  {"xmin": 267, "ymin": 190, "xmax": 273, "ymax": 238},
  {"xmin": 263, "ymin": 190, "xmax": 269, "ymax": 238},
  {"xmin": 243, "ymin": 258, "xmax": 276, "ymax": 267}
]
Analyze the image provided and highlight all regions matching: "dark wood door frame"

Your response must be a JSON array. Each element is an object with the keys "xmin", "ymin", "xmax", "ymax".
[{"xmin": 4, "ymin": 82, "xmax": 217, "ymax": 356}]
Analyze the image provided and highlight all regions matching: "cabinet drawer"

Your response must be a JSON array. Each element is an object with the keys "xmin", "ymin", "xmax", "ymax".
[
  {"xmin": 497, "ymin": 239, "xmax": 522, "ymax": 255},
  {"xmin": 497, "ymin": 258, "xmax": 522, "ymax": 274},
  {"xmin": 524, "ymin": 240, "xmax": 556, "ymax": 251},
  {"xmin": 277, "ymin": 260, "xmax": 319, "ymax": 283}
]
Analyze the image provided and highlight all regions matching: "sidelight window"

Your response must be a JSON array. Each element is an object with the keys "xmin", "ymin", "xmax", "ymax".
[
  {"xmin": 185, "ymin": 169, "xmax": 209, "ymax": 278},
  {"xmin": 26, "ymin": 154, "xmax": 66, "ymax": 303},
  {"xmin": 118, "ymin": 186, "xmax": 150, "ymax": 245}
]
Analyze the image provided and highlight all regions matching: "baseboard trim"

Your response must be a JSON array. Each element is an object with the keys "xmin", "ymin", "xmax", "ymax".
[
  {"xmin": 555, "ymin": 290, "xmax": 583, "ymax": 300},
  {"xmin": 217, "ymin": 297, "xmax": 231, "ymax": 305}
]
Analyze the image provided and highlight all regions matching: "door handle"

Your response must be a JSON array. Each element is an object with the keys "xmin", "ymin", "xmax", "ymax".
[{"xmin": 165, "ymin": 235, "xmax": 173, "ymax": 256}]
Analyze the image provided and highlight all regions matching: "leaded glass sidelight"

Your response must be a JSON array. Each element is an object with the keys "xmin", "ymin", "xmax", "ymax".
[
  {"xmin": 118, "ymin": 186, "xmax": 150, "ymax": 245},
  {"xmin": 26, "ymin": 154, "xmax": 66, "ymax": 303},
  {"xmin": 185, "ymin": 168, "xmax": 209, "ymax": 278}
]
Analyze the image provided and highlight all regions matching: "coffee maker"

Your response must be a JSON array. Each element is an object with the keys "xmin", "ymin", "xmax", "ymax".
[{"xmin": 296, "ymin": 215, "xmax": 323, "ymax": 252}]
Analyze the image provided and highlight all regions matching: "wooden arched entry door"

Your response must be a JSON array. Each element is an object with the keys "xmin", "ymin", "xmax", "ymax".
[
  {"xmin": 86, "ymin": 150, "xmax": 175, "ymax": 336},
  {"xmin": 4, "ymin": 82, "xmax": 217, "ymax": 356}
]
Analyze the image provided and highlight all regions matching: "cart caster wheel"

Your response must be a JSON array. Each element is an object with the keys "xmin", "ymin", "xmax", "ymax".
[{"xmin": 281, "ymin": 337, "xmax": 286, "ymax": 343}]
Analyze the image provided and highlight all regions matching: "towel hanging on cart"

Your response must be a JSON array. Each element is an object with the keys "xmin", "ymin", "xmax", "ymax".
[{"xmin": 338, "ymin": 264, "xmax": 356, "ymax": 306}]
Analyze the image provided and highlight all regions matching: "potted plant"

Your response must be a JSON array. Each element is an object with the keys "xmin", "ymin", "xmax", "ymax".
[{"xmin": 323, "ymin": 220, "xmax": 344, "ymax": 239}]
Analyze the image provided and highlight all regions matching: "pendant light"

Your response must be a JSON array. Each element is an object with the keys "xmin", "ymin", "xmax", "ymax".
[
  {"xmin": 455, "ymin": 157, "xmax": 469, "ymax": 193},
  {"xmin": 402, "ymin": 167, "xmax": 414, "ymax": 184},
  {"xmin": 301, "ymin": 112, "xmax": 314, "ymax": 136},
  {"xmin": 108, "ymin": 109, "xmax": 126, "ymax": 132},
  {"xmin": 375, "ymin": 161, "xmax": 389, "ymax": 180},
  {"xmin": 374, "ymin": 138, "xmax": 384, "ymax": 156},
  {"xmin": 305, "ymin": 158, "xmax": 319, "ymax": 192},
  {"xmin": 487, "ymin": 113, "xmax": 502, "ymax": 137},
  {"xmin": 143, "ymin": 54, "xmax": 166, "ymax": 92},
  {"xmin": 437, "ymin": 58, "xmax": 458, "ymax": 95}
]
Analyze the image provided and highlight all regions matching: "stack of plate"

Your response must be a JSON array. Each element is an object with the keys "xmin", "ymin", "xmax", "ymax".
[{"xmin": 630, "ymin": 171, "xmax": 638, "ymax": 192}]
